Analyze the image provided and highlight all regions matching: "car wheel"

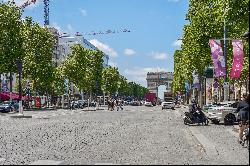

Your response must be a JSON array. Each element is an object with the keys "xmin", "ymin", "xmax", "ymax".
[
  {"xmin": 224, "ymin": 113, "xmax": 236, "ymax": 126},
  {"xmin": 212, "ymin": 119, "xmax": 220, "ymax": 124},
  {"xmin": 204, "ymin": 119, "xmax": 209, "ymax": 125}
]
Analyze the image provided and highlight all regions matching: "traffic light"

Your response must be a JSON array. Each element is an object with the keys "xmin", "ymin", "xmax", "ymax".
[{"xmin": 204, "ymin": 67, "xmax": 214, "ymax": 78}]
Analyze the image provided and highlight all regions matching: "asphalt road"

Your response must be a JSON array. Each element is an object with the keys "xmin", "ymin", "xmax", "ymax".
[{"xmin": 0, "ymin": 105, "xmax": 249, "ymax": 165}]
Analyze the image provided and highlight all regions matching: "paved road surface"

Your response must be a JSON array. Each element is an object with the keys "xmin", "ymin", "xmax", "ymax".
[{"xmin": 0, "ymin": 106, "xmax": 248, "ymax": 165}]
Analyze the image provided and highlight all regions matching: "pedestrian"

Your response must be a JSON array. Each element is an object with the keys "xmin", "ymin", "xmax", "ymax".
[
  {"xmin": 111, "ymin": 99, "xmax": 115, "ymax": 111},
  {"xmin": 117, "ymin": 98, "xmax": 123, "ymax": 111},
  {"xmin": 108, "ymin": 98, "xmax": 112, "ymax": 111},
  {"xmin": 236, "ymin": 94, "xmax": 249, "ymax": 144}
]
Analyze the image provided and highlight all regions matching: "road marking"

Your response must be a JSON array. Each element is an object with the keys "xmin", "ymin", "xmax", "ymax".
[
  {"xmin": 94, "ymin": 163, "xmax": 121, "ymax": 165},
  {"xmin": 189, "ymin": 127, "xmax": 219, "ymax": 157},
  {"xmin": 29, "ymin": 160, "xmax": 64, "ymax": 165}
]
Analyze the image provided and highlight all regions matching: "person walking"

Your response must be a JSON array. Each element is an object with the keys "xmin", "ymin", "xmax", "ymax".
[
  {"xmin": 108, "ymin": 98, "xmax": 112, "ymax": 111},
  {"xmin": 236, "ymin": 94, "xmax": 249, "ymax": 144},
  {"xmin": 117, "ymin": 98, "xmax": 124, "ymax": 111}
]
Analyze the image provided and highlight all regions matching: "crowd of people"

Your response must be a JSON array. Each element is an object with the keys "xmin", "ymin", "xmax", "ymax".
[{"xmin": 107, "ymin": 98, "xmax": 124, "ymax": 111}]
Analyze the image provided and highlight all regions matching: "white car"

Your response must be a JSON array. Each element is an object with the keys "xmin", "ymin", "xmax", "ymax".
[
  {"xmin": 145, "ymin": 101, "xmax": 153, "ymax": 107},
  {"xmin": 207, "ymin": 101, "xmax": 238, "ymax": 125},
  {"xmin": 162, "ymin": 101, "xmax": 175, "ymax": 110}
]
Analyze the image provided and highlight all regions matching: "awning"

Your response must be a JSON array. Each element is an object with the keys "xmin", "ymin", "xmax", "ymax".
[{"xmin": 0, "ymin": 92, "xmax": 30, "ymax": 101}]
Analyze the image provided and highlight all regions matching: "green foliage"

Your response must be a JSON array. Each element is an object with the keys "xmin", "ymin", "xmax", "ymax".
[
  {"xmin": 22, "ymin": 17, "xmax": 56, "ymax": 95},
  {"xmin": 61, "ymin": 45, "xmax": 104, "ymax": 94},
  {"xmin": 101, "ymin": 66, "xmax": 120, "ymax": 95},
  {"xmin": 0, "ymin": 1, "xmax": 23, "ymax": 73},
  {"xmin": 173, "ymin": 0, "xmax": 249, "ymax": 93}
]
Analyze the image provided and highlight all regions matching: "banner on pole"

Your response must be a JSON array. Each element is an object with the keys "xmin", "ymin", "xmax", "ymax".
[
  {"xmin": 192, "ymin": 70, "xmax": 200, "ymax": 89},
  {"xmin": 230, "ymin": 40, "xmax": 244, "ymax": 78},
  {"xmin": 185, "ymin": 81, "xmax": 190, "ymax": 93},
  {"xmin": 209, "ymin": 39, "xmax": 226, "ymax": 77}
]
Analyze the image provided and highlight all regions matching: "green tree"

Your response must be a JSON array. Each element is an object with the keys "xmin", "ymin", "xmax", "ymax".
[
  {"xmin": 173, "ymin": 0, "xmax": 249, "ymax": 96},
  {"xmin": 101, "ymin": 66, "xmax": 120, "ymax": 96},
  {"xmin": 0, "ymin": 1, "xmax": 23, "ymax": 73},
  {"xmin": 21, "ymin": 17, "xmax": 55, "ymax": 95},
  {"xmin": 61, "ymin": 45, "xmax": 104, "ymax": 97}
]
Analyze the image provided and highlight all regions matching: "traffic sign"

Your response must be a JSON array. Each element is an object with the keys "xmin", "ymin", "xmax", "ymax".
[{"xmin": 213, "ymin": 81, "xmax": 219, "ymax": 88}]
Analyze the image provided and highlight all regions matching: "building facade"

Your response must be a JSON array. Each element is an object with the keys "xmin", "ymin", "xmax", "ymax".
[{"xmin": 57, "ymin": 32, "xmax": 109, "ymax": 67}]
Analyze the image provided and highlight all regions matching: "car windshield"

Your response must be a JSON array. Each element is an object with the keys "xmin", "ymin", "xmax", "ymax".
[{"xmin": 1, "ymin": 101, "xmax": 11, "ymax": 105}]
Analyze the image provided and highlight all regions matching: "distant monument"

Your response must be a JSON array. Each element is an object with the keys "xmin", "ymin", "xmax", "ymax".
[{"xmin": 146, "ymin": 71, "xmax": 174, "ymax": 94}]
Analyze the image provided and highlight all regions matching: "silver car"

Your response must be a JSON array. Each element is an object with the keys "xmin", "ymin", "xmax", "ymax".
[
  {"xmin": 207, "ymin": 101, "xmax": 238, "ymax": 125},
  {"xmin": 162, "ymin": 101, "xmax": 175, "ymax": 110}
]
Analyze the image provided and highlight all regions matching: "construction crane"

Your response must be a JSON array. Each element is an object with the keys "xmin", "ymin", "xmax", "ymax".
[{"xmin": 20, "ymin": 0, "xmax": 50, "ymax": 26}]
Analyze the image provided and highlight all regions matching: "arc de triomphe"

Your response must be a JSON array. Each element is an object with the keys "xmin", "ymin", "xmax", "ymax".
[{"xmin": 146, "ymin": 72, "xmax": 174, "ymax": 96}]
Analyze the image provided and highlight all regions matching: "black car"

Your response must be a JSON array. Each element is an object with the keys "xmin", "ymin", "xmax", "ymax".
[{"xmin": 0, "ymin": 101, "xmax": 19, "ymax": 113}]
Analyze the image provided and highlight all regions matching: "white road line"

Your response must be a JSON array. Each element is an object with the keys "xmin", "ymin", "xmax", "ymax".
[
  {"xmin": 29, "ymin": 160, "xmax": 64, "ymax": 165},
  {"xmin": 189, "ymin": 127, "xmax": 219, "ymax": 157},
  {"xmin": 94, "ymin": 163, "xmax": 120, "ymax": 165}
]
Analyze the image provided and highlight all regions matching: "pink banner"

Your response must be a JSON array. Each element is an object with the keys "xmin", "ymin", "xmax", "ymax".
[
  {"xmin": 230, "ymin": 40, "xmax": 244, "ymax": 78},
  {"xmin": 209, "ymin": 39, "xmax": 226, "ymax": 77}
]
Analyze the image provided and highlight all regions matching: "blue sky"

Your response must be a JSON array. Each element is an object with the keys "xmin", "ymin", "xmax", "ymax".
[{"xmin": 18, "ymin": 0, "xmax": 188, "ymax": 90}]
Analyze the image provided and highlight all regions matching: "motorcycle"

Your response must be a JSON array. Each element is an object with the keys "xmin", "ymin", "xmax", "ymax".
[{"xmin": 183, "ymin": 107, "xmax": 209, "ymax": 126}]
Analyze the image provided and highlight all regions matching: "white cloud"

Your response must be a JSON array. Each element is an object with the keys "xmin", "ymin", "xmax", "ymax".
[
  {"xmin": 89, "ymin": 39, "xmax": 118, "ymax": 57},
  {"xmin": 124, "ymin": 67, "xmax": 169, "ymax": 87},
  {"xmin": 151, "ymin": 52, "xmax": 168, "ymax": 60},
  {"xmin": 108, "ymin": 61, "xmax": 118, "ymax": 67},
  {"xmin": 124, "ymin": 49, "xmax": 136, "ymax": 56},
  {"xmin": 51, "ymin": 22, "xmax": 63, "ymax": 34},
  {"xmin": 172, "ymin": 40, "xmax": 182, "ymax": 48},
  {"xmin": 67, "ymin": 24, "xmax": 74, "ymax": 35},
  {"xmin": 80, "ymin": 8, "xmax": 87, "ymax": 16}
]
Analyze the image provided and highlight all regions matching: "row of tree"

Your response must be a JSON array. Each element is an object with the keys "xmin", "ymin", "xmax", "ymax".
[
  {"xmin": 173, "ymin": 0, "xmax": 249, "ymax": 98},
  {"xmin": 0, "ymin": 1, "xmax": 149, "ymax": 101}
]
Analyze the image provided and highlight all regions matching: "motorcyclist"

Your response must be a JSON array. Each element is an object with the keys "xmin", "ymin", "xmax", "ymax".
[
  {"xmin": 189, "ymin": 99, "xmax": 197, "ymax": 113},
  {"xmin": 189, "ymin": 98, "xmax": 199, "ymax": 121}
]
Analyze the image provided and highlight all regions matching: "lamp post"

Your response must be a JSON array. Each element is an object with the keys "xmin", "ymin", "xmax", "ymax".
[
  {"xmin": 16, "ymin": 59, "xmax": 23, "ymax": 116},
  {"xmin": 223, "ymin": 2, "xmax": 230, "ymax": 102},
  {"xmin": 243, "ymin": 31, "xmax": 249, "ymax": 42}
]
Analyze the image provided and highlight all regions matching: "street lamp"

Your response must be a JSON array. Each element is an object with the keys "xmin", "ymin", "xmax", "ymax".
[{"xmin": 243, "ymin": 31, "xmax": 249, "ymax": 42}]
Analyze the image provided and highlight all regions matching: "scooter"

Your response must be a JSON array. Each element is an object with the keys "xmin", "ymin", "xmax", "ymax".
[{"xmin": 183, "ymin": 108, "xmax": 209, "ymax": 126}]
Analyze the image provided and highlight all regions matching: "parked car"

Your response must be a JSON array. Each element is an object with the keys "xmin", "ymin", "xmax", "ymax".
[
  {"xmin": 207, "ymin": 101, "xmax": 238, "ymax": 125},
  {"xmin": 162, "ymin": 101, "xmax": 175, "ymax": 110},
  {"xmin": 0, "ymin": 101, "xmax": 18, "ymax": 113},
  {"xmin": 203, "ymin": 104, "xmax": 218, "ymax": 112},
  {"xmin": 131, "ymin": 101, "xmax": 141, "ymax": 106},
  {"xmin": 78, "ymin": 100, "xmax": 87, "ymax": 108},
  {"xmin": 145, "ymin": 101, "xmax": 153, "ymax": 107}
]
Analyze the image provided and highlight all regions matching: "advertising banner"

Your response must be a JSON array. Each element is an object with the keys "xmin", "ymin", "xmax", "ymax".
[
  {"xmin": 192, "ymin": 70, "xmax": 200, "ymax": 89},
  {"xmin": 209, "ymin": 39, "xmax": 226, "ymax": 77},
  {"xmin": 230, "ymin": 40, "xmax": 244, "ymax": 78}
]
